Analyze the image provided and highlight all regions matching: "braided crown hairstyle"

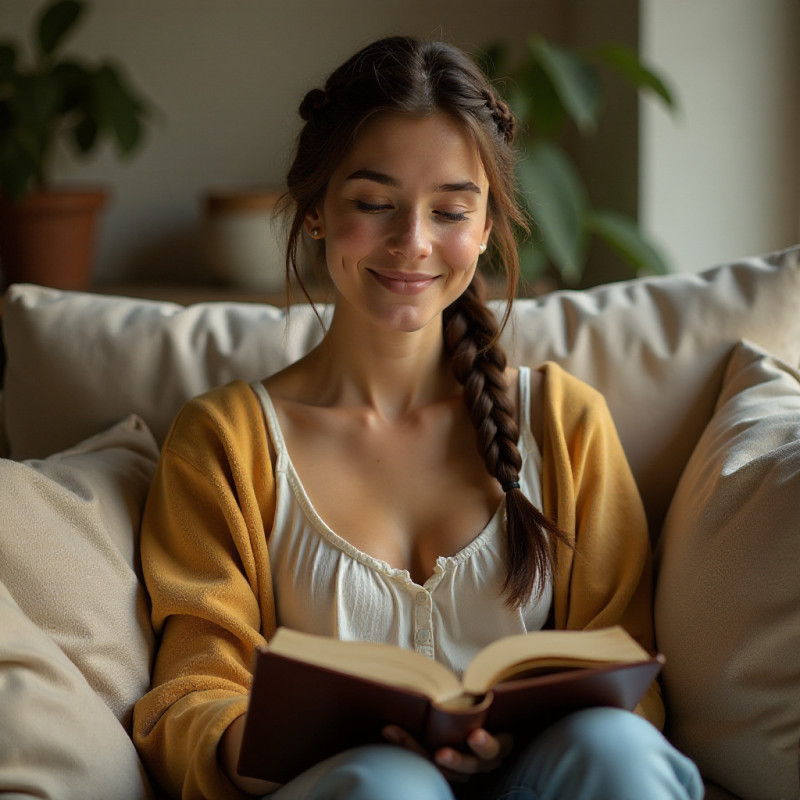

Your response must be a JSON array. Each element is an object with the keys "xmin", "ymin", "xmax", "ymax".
[{"xmin": 284, "ymin": 36, "xmax": 565, "ymax": 608}]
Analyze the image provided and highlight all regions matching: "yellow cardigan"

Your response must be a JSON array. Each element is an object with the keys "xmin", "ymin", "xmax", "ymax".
[{"xmin": 133, "ymin": 362, "xmax": 663, "ymax": 800}]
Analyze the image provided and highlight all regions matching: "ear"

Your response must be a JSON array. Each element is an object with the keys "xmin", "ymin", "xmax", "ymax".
[
  {"xmin": 304, "ymin": 207, "xmax": 324, "ymax": 238},
  {"xmin": 482, "ymin": 215, "xmax": 494, "ymax": 246}
]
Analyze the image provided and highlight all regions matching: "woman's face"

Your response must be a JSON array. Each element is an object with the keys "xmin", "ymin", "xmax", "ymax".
[{"xmin": 306, "ymin": 112, "xmax": 493, "ymax": 334}]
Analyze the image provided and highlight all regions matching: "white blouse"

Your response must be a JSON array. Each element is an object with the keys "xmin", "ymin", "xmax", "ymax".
[{"xmin": 250, "ymin": 366, "xmax": 552, "ymax": 679}]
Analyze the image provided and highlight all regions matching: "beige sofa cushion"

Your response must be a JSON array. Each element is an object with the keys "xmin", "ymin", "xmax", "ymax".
[
  {"xmin": 0, "ymin": 390, "xmax": 8, "ymax": 458},
  {"xmin": 0, "ymin": 415, "xmax": 159, "ymax": 731},
  {"xmin": 655, "ymin": 340, "xmax": 800, "ymax": 800},
  {"xmin": 3, "ymin": 245, "xmax": 800, "ymax": 532},
  {"xmin": 0, "ymin": 580, "xmax": 153, "ymax": 800}
]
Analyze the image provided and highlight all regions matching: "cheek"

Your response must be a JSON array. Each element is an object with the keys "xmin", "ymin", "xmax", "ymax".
[
  {"xmin": 439, "ymin": 228, "xmax": 481, "ymax": 272},
  {"xmin": 326, "ymin": 216, "xmax": 379, "ymax": 258}
]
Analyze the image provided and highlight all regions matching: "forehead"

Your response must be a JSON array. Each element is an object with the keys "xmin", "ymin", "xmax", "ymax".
[{"xmin": 334, "ymin": 112, "xmax": 488, "ymax": 188}]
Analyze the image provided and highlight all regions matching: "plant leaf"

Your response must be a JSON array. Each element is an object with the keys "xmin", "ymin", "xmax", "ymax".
[
  {"xmin": 517, "ymin": 240, "xmax": 549, "ymax": 282},
  {"xmin": 9, "ymin": 73, "xmax": 60, "ymax": 147},
  {"xmin": 52, "ymin": 60, "xmax": 91, "ymax": 113},
  {"xmin": 587, "ymin": 209, "xmax": 670, "ymax": 275},
  {"xmin": 529, "ymin": 35, "xmax": 602, "ymax": 134},
  {"xmin": 72, "ymin": 114, "xmax": 97, "ymax": 153},
  {"xmin": 91, "ymin": 62, "xmax": 145, "ymax": 154},
  {"xmin": 474, "ymin": 42, "xmax": 508, "ymax": 83},
  {"xmin": 0, "ymin": 45, "xmax": 18, "ymax": 84},
  {"xmin": 592, "ymin": 44, "xmax": 676, "ymax": 110},
  {"xmin": 519, "ymin": 141, "xmax": 588, "ymax": 284},
  {"xmin": 37, "ymin": 0, "xmax": 84, "ymax": 57},
  {"xmin": 0, "ymin": 133, "xmax": 39, "ymax": 198},
  {"xmin": 510, "ymin": 61, "xmax": 567, "ymax": 139}
]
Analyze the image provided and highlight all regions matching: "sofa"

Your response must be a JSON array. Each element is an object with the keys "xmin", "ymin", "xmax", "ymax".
[{"xmin": 1, "ymin": 244, "xmax": 799, "ymax": 800}]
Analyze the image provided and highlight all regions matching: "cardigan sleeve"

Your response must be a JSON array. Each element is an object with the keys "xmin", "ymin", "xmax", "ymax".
[
  {"xmin": 539, "ymin": 363, "xmax": 665, "ymax": 730},
  {"xmin": 132, "ymin": 381, "xmax": 278, "ymax": 800}
]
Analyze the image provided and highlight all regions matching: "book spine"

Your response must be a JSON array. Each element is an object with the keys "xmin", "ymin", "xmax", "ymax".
[{"xmin": 424, "ymin": 692, "xmax": 494, "ymax": 751}]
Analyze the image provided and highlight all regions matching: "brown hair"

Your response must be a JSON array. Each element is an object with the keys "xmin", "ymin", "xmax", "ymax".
[{"xmin": 284, "ymin": 36, "xmax": 565, "ymax": 607}]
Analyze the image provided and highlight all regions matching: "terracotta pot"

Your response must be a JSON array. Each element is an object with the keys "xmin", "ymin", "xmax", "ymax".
[{"xmin": 0, "ymin": 188, "xmax": 108, "ymax": 290}]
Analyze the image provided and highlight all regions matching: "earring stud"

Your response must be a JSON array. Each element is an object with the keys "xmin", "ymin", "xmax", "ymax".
[
  {"xmin": 310, "ymin": 228, "xmax": 321, "ymax": 239},
  {"xmin": 479, "ymin": 242, "xmax": 487, "ymax": 253}
]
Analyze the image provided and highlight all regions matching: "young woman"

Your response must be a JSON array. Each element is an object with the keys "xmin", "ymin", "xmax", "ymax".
[{"xmin": 133, "ymin": 36, "xmax": 703, "ymax": 800}]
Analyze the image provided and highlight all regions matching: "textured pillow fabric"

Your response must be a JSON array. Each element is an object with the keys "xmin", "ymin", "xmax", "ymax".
[
  {"xmin": 0, "ymin": 389, "xmax": 8, "ymax": 458},
  {"xmin": 655, "ymin": 340, "xmax": 800, "ymax": 800},
  {"xmin": 0, "ymin": 415, "xmax": 159, "ymax": 730},
  {"xmin": 504, "ymin": 246, "xmax": 800, "ymax": 529},
  {"xmin": 0, "ymin": 581, "xmax": 153, "ymax": 800},
  {"xmin": 2, "ymin": 289, "xmax": 327, "ymax": 456},
  {"xmin": 3, "ymin": 245, "xmax": 800, "ymax": 530}
]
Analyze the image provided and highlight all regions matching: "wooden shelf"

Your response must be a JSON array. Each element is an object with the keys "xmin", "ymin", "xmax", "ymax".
[{"xmin": 89, "ymin": 282, "xmax": 333, "ymax": 307}]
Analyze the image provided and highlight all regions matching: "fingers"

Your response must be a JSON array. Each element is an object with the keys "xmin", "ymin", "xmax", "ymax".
[
  {"xmin": 384, "ymin": 726, "xmax": 469, "ymax": 782},
  {"xmin": 435, "ymin": 729, "xmax": 514, "ymax": 776},
  {"xmin": 467, "ymin": 728, "xmax": 501, "ymax": 760},
  {"xmin": 383, "ymin": 725, "xmax": 513, "ymax": 778}
]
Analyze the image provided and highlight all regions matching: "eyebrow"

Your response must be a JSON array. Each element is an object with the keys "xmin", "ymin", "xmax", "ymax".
[{"xmin": 345, "ymin": 169, "xmax": 482, "ymax": 194}]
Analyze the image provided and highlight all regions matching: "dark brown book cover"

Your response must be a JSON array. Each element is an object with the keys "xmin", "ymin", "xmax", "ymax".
[{"xmin": 236, "ymin": 647, "xmax": 664, "ymax": 784}]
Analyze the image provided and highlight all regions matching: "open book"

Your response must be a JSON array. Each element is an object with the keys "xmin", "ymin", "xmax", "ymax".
[{"xmin": 238, "ymin": 625, "xmax": 663, "ymax": 784}]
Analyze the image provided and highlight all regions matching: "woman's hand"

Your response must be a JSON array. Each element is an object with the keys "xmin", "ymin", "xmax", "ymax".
[{"xmin": 383, "ymin": 725, "xmax": 513, "ymax": 781}]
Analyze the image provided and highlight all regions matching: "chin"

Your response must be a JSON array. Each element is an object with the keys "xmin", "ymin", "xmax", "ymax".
[{"xmin": 369, "ymin": 302, "xmax": 442, "ymax": 334}]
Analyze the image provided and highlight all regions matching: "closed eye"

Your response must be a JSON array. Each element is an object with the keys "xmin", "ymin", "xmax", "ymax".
[
  {"xmin": 355, "ymin": 200, "xmax": 469, "ymax": 222},
  {"xmin": 356, "ymin": 200, "xmax": 393, "ymax": 213},
  {"xmin": 434, "ymin": 209, "xmax": 469, "ymax": 222}
]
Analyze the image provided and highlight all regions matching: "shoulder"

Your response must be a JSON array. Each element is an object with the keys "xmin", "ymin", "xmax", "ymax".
[
  {"xmin": 524, "ymin": 362, "xmax": 619, "ymax": 459},
  {"xmin": 170, "ymin": 379, "xmax": 262, "ymax": 432},
  {"xmin": 537, "ymin": 361, "xmax": 608, "ymax": 418},
  {"xmin": 511, "ymin": 362, "xmax": 608, "ymax": 448},
  {"xmin": 163, "ymin": 379, "xmax": 267, "ymax": 466}
]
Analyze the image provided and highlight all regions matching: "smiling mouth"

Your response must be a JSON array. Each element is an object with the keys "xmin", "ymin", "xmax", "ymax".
[{"xmin": 368, "ymin": 269, "xmax": 439, "ymax": 295}]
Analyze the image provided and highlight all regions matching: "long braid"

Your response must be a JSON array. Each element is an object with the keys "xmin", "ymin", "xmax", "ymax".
[{"xmin": 444, "ymin": 273, "xmax": 567, "ymax": 608}]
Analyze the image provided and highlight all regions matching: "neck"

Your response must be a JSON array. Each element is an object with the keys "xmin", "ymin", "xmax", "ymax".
[{"xmin": 308, "ymin": 303, "xmax": 458, "ymax": 420}]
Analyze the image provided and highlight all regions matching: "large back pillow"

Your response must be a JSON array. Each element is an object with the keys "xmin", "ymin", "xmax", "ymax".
[
  {"xmin": 3, "ymin": 245, "xmax": 800, "ymax": 531},
  {"xmin": 655, "ymin": 340, "xmax": 800, "ymax": 800}
]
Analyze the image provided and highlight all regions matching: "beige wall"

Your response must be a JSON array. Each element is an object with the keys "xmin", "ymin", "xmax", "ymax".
[
  {"xmin": 4, "ymin": 0, "xmax": 647, "ymax": 285},
  {"xmin": 4, "ymin": 1, "xmax": 564, "ymax": 283},
  {"xmin": 7, "ymin": 2, "xmax": 798, "ymax": 284},
  {"xmin": 640, "ymin": 0, "xmax": 800, "ymax": 272}
]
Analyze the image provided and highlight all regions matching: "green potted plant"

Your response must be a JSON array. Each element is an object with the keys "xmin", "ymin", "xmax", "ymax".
[
  {"xmin": 479, "ymin": 36, "xmax": 676, "ymax": 288},
  {"xmin": 0, "ymin": 0, "xmax": 152, "ymax": 290}
]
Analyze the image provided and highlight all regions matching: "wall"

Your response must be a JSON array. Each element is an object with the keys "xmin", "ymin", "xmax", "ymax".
[
  {"xmin": 3, "ymin": 0, "xmax": 568, "ymax": 284},
  {"xmin": 640, "ymin": 0, "xmax": 800, "ymax": 272},
  {"xmin": 11, "ymin": 1, "xmax": 793, "ymax": 286}
]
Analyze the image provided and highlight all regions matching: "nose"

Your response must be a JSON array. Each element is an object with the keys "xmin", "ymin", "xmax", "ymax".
[{"xmin": 387, "ymin": 209, "xmax": 433, "ymax": 260}]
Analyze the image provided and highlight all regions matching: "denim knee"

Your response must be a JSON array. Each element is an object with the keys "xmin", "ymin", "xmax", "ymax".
[
  {"xmin": 548, "ymin": 708, "xmax": 702, "ymax": 798},
  {"xmin": 494, "ymin": 708, "xmax": 704, "ymax": 800},
  {"xmin": 306, "ymin": 744, "xmax": 454, "ymax": 800}
]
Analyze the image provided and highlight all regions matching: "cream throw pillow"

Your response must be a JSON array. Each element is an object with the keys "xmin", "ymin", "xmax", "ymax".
[
  {"xmin": 0, "ymin": 415, "xmax": 159, "ymax": 731},
  {"xmin": 0, "ymin": 390, "xmax": 8, "ymax": 458},
  {"xmin": 0, "ymin": 580, "xmax": 153, "ymax": 800},
  {"xmin": 655, "ymin": 340, "xmax": 800, "ymax": 800},
  {"xmin": 3, "ymin": 245, "xmax": 800, "ymax": 530}
]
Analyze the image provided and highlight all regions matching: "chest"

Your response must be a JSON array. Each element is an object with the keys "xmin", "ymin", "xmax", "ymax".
[{"xmin": 270, "ymin": 400, "xmax": 504, "ymax": 583}]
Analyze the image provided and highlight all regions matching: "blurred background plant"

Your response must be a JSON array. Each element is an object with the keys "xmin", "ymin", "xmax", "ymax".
[
  {"xmin": 479, "ymin": 35, "xmax": 677, "ymax": 289},
  {"xmin": 0, "ymin": 0, "xmax": 152, "ymax": 199}
]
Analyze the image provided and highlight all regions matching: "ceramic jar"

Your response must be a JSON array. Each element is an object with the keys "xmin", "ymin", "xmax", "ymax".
[{"xmin": 202, "ymin": 189, "xmax": 285, "ymax": 291}]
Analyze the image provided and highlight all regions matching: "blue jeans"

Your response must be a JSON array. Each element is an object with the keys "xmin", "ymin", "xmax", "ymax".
[{"xmin": 269, "ymin": 708, "xmax": 704, "ymax": 800}]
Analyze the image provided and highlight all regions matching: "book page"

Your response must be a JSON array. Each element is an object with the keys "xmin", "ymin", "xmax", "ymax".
[
  {"xmin": 461, "ymin": 627, "xmax": 652, "ymax": 694},
  {"xmin": 267, "ymin": 628, "xmax": 466, "ymax": 704}
]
